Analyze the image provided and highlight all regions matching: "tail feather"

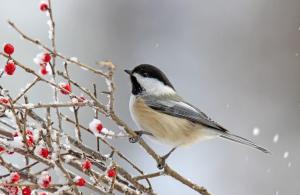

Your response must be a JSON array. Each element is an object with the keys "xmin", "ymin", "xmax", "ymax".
[{"xmin": 220, "ymin": 133, "xmax": 270, "ymax": 154}]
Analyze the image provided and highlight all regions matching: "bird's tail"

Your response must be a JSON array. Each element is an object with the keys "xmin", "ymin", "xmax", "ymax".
[{"xmin": 219, "ymin": 132, "xmax": 270, "ymax": 154}]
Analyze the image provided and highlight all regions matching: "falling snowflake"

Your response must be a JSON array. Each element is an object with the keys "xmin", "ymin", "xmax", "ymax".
[
  {"xmin": 273, "ymin": 134, "xmax": 279, "ymax": 143},
  {"xmin": 288, "ymin": 162, "xmax": 292, "ymax": 168},
  {"xmin": 283, "ymin": 151, "xmax": 289, "ymax": 159},
  {"xmin": 252, "ymin": 127, "xmax": 260, "ymax": 136}
]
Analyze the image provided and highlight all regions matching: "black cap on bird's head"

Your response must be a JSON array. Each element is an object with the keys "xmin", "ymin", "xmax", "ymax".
[{"xmin": 125, "ymin": 64, "xmax": 175, "ymax": 95}]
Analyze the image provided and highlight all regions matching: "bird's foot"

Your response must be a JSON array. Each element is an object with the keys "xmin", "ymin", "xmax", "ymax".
[
  {"xmin": 157, "ymin": 158, "xmax": 166, "ymax": 170},
  {"xmin": 157, "ymin": 147, "xmax": 177, "ymax": 170},
  {"xmin": 129, "ymin": 135, "xmax": 140, "ymax": 143},
  {"xmin": 157, "ymin": 153, "xmax": 170, "ymax": 170},
  {"xmin": 129, "ymin": 131, "xmax": 153, "ymax": 143}
]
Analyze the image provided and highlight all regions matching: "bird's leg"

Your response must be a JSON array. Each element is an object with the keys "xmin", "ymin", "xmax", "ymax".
[
  {"xmin": 129, "ymin": 130, "xmax": 153, "ymax": 143},
  {"xmin": 157, "ymin": 147, "xmax": 177, "ymax": 170}
]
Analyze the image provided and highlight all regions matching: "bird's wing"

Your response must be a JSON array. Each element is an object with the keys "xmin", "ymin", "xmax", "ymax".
[
  {"xmin": 142, "ymin": 95, "xmax": 270, "ymax": 153},
  {"xmin": 142, "ymin": 95, "xmax": 228, "ymax": 132}
]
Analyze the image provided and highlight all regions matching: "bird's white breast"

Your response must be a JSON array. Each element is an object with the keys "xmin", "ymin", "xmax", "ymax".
[
  {"xmin": 129, "ymin": 96, "xmax": 216, "ymax": 146},
  {"xmin": 129, "ymin": 95, "xmax": 141, "ymax": 129}
]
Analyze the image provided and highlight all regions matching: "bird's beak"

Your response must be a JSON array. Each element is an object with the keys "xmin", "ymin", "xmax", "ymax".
[{"xmin": 124, "ymin": 69, "xmax": 132, "ymax": 75}]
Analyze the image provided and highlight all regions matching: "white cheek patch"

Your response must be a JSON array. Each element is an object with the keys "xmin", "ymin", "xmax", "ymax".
[{"xmin": 134, "ymin": 74, "xmax": 175, "ymax": 96}]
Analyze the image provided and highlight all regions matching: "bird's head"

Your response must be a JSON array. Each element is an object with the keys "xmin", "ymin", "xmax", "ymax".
[{"xmin": 125, "ymin": 64, "xmax": 175, "ymax": 96}]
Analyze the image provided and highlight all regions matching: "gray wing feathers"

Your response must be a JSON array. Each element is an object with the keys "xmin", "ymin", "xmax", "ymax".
[
  {"xmin": 142, "ymin": 95, "xmax": 270, "ymax": 153},
  {"xmin": 142, "ymin": 95, "xmax": 227, "ymax": 132}
]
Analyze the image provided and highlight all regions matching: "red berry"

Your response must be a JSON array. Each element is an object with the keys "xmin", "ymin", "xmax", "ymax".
[
  {"xmin": 13, "ymin": 132, "xmax": 19, "ymax": 137},
  {"xmin": 82, "ymin": 160, "xmax": 92, "ymax": 171},
  {"xmin": 3, "ymin": 43, "xmax": 14, "ymax": 55},
  {"xmin": 6, "ymin": 186, "xmax": 19, "ymax": 195},
  {"xmin": 75, "ymin": 177, "xmax": 86, "ymax": 186},
  {"xmin": 40, "ymin": 67, "xmax": 48, "ymax": 75},
  {"xmin": 4, "ymin": 60, "xmax": 16, "ymax": 75},
  {"xmin": 26, "ymin": 136, "xmax": 35, "ymax": 147},
  {"xmin": 78, "ymin": 96, "xmax": 85, "ymax": 102},
  {"xmin": 25, "ymin": 130, "xmax": 35, "ymax": 146},
  {"xmin": 22, "ymin": 186, "xmax": 31, "ymax": 195},
  {"xmin": 0, "ymin": 146, "xmax": 5, "ymax": 153},
  {"xmin": 25, "ymin": 130, "xmax": 33, "ymax": 136},
  {"xmin": 60, "ymin": 83, "xmax": 71, "ymax": 95},
  {"xmin": 0, "ymin": 97, "xmax": 9, "ymax": 104},
  {"xmin": 96, "ymin": 123, "xmax": 103, "ymax": 133},
  {"xmin": 42, "ymin": 53, "xmax": 51, "ymax": 63},
  {"xmin": 41, "ymin": 175, "xmax": 51, "ymax": 188},
  {"xmin": 42, "ymin": 180, "xmax": 50, "ymax": 188},
  {"xmin": 39, "ymin": 148, "xmax": 49, "ymax": 158},
  {"xmin": 7, "ymin": 148, "xmax": 14, "ymax": 155},
  {"xmin": 38, "ymin": 192, "xmax": 47, "ymax": 195},
  {"xmin": 107, "ymin": 168, "xmax": 116, "ymax": 178},
  {"xmin": 10, "ymin": 172, "xmax": 20, "ymax": 183},
  {"xmin": 39, "ymin": 2, "xmax": 49, "ymax": 11}
]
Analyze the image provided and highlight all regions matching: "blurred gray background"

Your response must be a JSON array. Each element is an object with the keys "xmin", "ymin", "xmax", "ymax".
[{"xmin": 1, "ymin": 0, "xmax": 300, "ymax": 194}]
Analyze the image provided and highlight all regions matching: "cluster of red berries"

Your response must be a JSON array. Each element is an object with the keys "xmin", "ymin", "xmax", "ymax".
[
  {"xmin": 12, "ymin": 130, "xmax": 35, "ymax": 148},
  {"xmin": 6, "ymin": 186, "xmax": 19, "ymax": 195},
  {"xmin": 3, "ymin": 43, "xmax": 16, "ymax": 76},
  {"xmin": 24, "ymin": 130, "xmax": 35, "ymax": 147},
  {"xmin": 34, "ymin": 52, "xmax": 52, "ymax": 75},
  {"xmin": 40, "ymin": 53, "xmax": 51, "ymax": 75},
  {"xmin": 3, "ymin": 172, "xmax": 32, "ymax": 195}
]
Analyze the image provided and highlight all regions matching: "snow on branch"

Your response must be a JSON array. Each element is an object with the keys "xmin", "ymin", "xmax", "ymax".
[{"xmin": 0, "ymin": 1, "xmax": 211, "ymax": 194}]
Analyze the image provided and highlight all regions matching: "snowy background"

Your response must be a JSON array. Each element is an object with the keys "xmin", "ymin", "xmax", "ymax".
[{"xmin": 1, "ymin": 0, "xmax": 300, "ymax": 194}]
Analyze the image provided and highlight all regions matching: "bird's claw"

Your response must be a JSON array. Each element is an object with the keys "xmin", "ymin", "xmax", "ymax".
[
  {"xmin": 156, "ymin": 147, "xmax": 176, "ymax": 170},
  {"xmin": 129, "ymin": 131, "xmax": 143, "ymax": 143},
  {"xmin": 129, "ymin": 136, "xmax": 140, "ymax": 143},
  {"xmin": 129, "ymin": 131, "xmax": 151, "ymax": 143},
  {"xmin": 157, "ymin": 158, "xmax": 166, "ymax": 170}
]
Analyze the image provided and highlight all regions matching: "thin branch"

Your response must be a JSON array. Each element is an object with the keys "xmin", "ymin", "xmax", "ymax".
[
  {"xmin": 133, "ymin": 171, "xmax": 164, "ymax": 181},
  {"xmin": 13, "ymin": 77, "xmax": 40, "ymax": 103},
  {"xmin": 7, "ymin": 20, "xmax": 108, "ymax": 78}
]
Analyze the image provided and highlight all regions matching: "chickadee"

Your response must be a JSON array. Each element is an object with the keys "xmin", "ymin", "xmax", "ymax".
[{"xmin": 125, "ymin": 64, "xmax": 269, "ymax": 168}]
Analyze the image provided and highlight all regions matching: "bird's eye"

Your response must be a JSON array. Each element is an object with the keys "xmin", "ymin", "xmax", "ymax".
[{"xmin": 143, "ymin": 72, "xmax": 149, "ymax": 77}]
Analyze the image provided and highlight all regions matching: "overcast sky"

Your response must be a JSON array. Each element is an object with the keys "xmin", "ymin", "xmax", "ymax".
[{"xmin": 1, "ymin": 0, "xmax": 300, "ymax": 194}]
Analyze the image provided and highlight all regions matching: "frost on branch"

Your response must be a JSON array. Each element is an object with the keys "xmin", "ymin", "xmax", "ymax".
[{"xmin": 0, "ymin": 1, "xmax": 211, "ymax": 195}]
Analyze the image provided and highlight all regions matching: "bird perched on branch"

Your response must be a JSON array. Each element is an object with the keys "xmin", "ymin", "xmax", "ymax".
[{"xmin": 125, "ymin": 64, "xmax": 270, "ymax": 169}]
